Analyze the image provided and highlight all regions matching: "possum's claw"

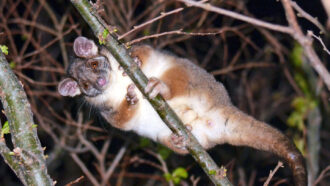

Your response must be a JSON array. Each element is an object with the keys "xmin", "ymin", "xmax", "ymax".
[
  {"xmin": 126, "ymin": 84, "xmax": 138, "ymax": 105},
  {"xmin": 145, "ymin": 77, "xmax": 171, "ymax": 100}
]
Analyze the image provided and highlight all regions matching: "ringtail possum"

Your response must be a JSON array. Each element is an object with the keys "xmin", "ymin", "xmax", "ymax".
[{"xmin": 58, "ymin": 36, "xmax": 307, "ymax": 186}]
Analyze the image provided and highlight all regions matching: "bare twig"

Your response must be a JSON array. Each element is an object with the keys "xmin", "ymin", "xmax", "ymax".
[
  {"xmin": 101, "ymin": 146, "xmax": 127, "ymax": 186},
  {"xmin": 308, "ymin": 31, "xmax": 330, "ymax": 55},
  {"xmin": 211, "ymin": 62, "xmax": 275, "ymax": 75},
  {"xmin": 128, "ymin": 29, "xmax": 222, "ymax": 45},
  {"xmin": 119, "ymin": 8, "xmax": 184, "ymax": 40},
  {"xmin": 290, "ymin": 1, "xmax": 326, "ymax": 33},
  {"xmin": 178, "ymin": 0, "xmax": 330, "ymax": 91},
  {"xmin": 281, "ymin": 0, "xmax": 330, "ymax": 91},
  {"xmin": 177, "ymin": 0, "xmax": 293, "ymax": 34},
  {"xmin": 65, "ymin": 176, "xmax": 84, "ymax": 186},
  {"xmin": 70, "ymin": 153, "xmax": 100, "ymax": 186},
  {"xmin": 313, "ymin": 165, "xmax": 330, "ymax": 186},
  {"xmin": 263, "ymin": 161, "xmax": 284, "ymax": 186}
]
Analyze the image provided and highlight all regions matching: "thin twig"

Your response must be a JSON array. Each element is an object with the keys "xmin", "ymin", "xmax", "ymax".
[
  {"xmin": 308, "ymin": 30, "xmax": 330, "ymax": 55},
  {"xmin": 281, "ymin": 0, "xmax": 330, "ymax": 91},
  {"xmin": 65, "ymin": 176, "xmax": 85, "ymax": 186},
  {"xmin": 313, "ymin": 165, "xmax": 330, "ymax": 186},
  {"xmin": 101, "ymin": 146, "xmax": 127, "ymax": 186},
  {"xmin": 128, "ymin": 29, "xmax": 222, "ymax": 45},
  {"xmin": 70, "ymin": 153, "xmax": 100, "ymax": 186},
  {"xmin": 119, "ymin": 8, "xmax": 184, "ymax": 40},
  {"xmin": 177, "ymin": 0, "xmax": 293, "ymax": 34},
  {"xmin": 211, "ymin": 62, "xmax": 275, "ymax": 75},
  {"xmin": 290, "ymin": 1, "xmax": 326, "ymax": 34},
  {"xmin": 263, "ymin": 161, "xmax": 284, "ymax": 186}
]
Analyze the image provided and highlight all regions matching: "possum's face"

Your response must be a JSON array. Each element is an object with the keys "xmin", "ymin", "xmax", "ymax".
[
  {"xmin": 70, "ymin": 56, "xmax": 111, "ymax": 97},
  {"xmin": 58, "ymin": 56, "xmax": 111, "ymax": 97},
  {"xmin": 58, "ymin": 36, "xmax": 111, "ymax": 97}
]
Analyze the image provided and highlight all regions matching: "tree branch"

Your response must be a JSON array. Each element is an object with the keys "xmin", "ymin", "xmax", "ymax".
[
  {"xmin": 70, "ymin": 0, "xmax": 233, "ymax": 185},
  {"xmin": 0, "ymin": 51, "xmax": 53, "ymax": 185},
  {"xmin": 177, "ymin": 0, "xmax": 293, "ymax": 34},
  {"xmin": 177, "ymin": 0, "xmax": 330, "ymax": 92},
  {"xmin": 281, "ymin": 0, "xmax": 330, "ymax": 91}
]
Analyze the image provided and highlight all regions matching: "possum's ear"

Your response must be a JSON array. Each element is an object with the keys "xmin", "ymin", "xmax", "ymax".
[
  {"xmin": 73, "ymin": 36, "xmax": 98, "ymax": 58},
  {"xmin": 58, "ymin": 78, "xmax": 81, "ymax": 97}
]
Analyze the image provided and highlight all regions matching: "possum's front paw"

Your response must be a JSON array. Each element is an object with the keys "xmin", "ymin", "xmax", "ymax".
[
  {"xmin": 160, "ymin": 134, "xmax": 188, "ymax": 155},
  {"xmin": 126, "ymin": 84, "xmax": 138, "ymax": 105},
  {"xmin": 145, "ymin": 77, "xmax": 171, "ymax": 100}
]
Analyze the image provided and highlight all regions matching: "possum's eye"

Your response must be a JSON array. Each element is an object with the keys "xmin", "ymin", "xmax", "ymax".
[
  {"xmin": 83, "ymin": 82, "xmax": 89, "ymax": 89},
  {"xmin": 90, "ymin": 61, "xmax": 98, "ymax": 69}
]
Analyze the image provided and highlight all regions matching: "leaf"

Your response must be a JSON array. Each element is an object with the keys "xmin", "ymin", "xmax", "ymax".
[
  {"xmin": 157, "ymin": 145, "xmax": 172, "ymax": 160},
  {"xmin": 139, "ymin": 137, "xmax": 151, "ymax": 148},
  {"xmin": 172, "ymin": 167, "xmax": 188, "ymax": 179},
  {"xmin": 9, "ymin": 61, "xmax": 16, "ymax": 69},
  {"xmin": 143, "ymin": 29, "xmax": 150, "ymax": 36},
  {"xmin": 292, "ymin": 97, "xmax": 309, "ymax": 113},
  {"xmin": 173, "ymin": 177, "xmax": 181, "ymax": 184},
  {"xmin": 290, "ymin": 43, "xmax": 303, "ymax": 68},
  {"xmin": 287, "ymin": 96, "xmax": 317, "ymax": 131},
  {"xmin": 208, "ymin": 169, "xmax": 217, "ymax": 175},
  {"xmin": 0, "ymin": 45, "xmax": 8, "ymax": 55},
  {"xmin": 163, "ymin": 173, "xmax": 172, "ymax": 182},
  {"xmin": 102, "ymin": 29, "xmax": 109, "ymax": 38},
  {"xmin": 164, "ymin": 167, "xmax": 188, "ymax": 185},
  {"xmin": 99, "ymin": 29, "xmax": 109, "ymax": 45},
  {"xmin": 293, "ymin": 136, "xmax": 305, "ymax": 155},
  {"xmin": 1, "ymin": 121, "xmax": 10, "ymax": 137},
  {"xmin": 294, "ymin": 73, "xmax": 311, "ymax": 96}
]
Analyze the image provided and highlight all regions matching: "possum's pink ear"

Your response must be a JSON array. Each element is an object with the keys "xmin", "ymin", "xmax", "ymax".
[
  {"xmin": 73, "ymin": 36, "xmax": 98, "ymax": 58},
  {"xmin": 58, "ymin": 78, "xmax": 81, "ymax": 97}
]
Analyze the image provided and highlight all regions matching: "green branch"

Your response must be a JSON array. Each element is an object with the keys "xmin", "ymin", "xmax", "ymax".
[
  {"xmin": 0, "ymin": 51, "xmax": 53, "ymax": 186},
  {"xmin": 70, "ymin": 0, "xmax": 233, "ymax": 185}
]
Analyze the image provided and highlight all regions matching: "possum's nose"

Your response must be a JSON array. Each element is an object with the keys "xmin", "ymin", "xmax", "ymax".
[{"xmin": 97, "ymin": 77, "xmax": 107, "ymax": 87}]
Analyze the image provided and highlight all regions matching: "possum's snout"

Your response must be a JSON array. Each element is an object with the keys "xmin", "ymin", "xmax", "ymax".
[{"xmin": 97, "ymin": 77, "xmax": 107, "ymax": 87}]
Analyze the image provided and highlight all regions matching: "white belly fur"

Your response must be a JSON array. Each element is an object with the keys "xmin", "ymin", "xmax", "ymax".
[{"xmin": 128, "ymin": 95, "xmax": 227, "ymax": 149}]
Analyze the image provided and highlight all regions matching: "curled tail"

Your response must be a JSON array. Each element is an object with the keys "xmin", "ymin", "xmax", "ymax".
[{"xmin": 222, "ymin": 106, "xmax": 307, "ymax": 186}]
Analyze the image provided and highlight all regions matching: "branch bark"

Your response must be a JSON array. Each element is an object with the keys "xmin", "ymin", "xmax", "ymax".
[
  {"xmin": 70, "ymin": 0, "xmax": 233, "ymax": 185},
  {"xmin": 0, "ymin": 51, "xmax": 53, "ymax": 186}
]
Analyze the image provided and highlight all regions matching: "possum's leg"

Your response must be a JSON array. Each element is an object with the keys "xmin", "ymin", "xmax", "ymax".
[
  {"xmin": 159, "ymin": 134, "xmax": 189, "ymax": 154},
  {"xmin": 145, "ymin": 77, "xmax": 171, "ymax": 99}
]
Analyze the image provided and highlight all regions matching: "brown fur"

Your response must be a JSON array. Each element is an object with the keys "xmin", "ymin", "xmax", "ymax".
[
  {"xmin": 130, "ymin": 45, "xmax": 152, "ymax": 69},
  {"xmin": 160, "ymin": 66, "xmax": 189, "ymax": 98},
  {"xmin": 221, "ymin": 106, "xmax": 306, "ymax": 186},
  {"xmin": 111, "ymin": 100, "xmax": 138, "ymax": 128}
]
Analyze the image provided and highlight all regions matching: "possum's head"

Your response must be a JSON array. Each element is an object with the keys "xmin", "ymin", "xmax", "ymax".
[{"xmin": 58, "ymin": 36, "xmax": 111, "ymax": 97}]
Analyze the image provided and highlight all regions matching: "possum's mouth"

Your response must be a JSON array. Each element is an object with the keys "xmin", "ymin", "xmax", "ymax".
[
  {"xmin": 80, "ymin": 75, "xmax": 109, "ymax": 97},
  {"xmin": 93, "ymin": 75, "xmax": 109, "ymax": 95},
  {"xmin": 97, "ymin": 76, "xmax": 107, "ymax": 87}
]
